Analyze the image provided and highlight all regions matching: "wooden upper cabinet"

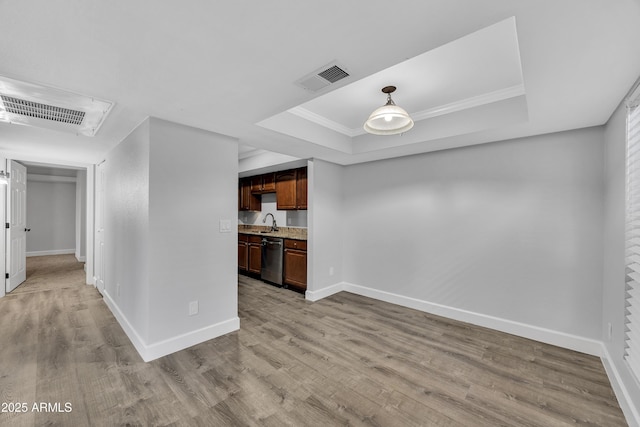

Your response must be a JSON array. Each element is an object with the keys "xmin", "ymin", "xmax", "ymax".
[
  {"xmin": 262, "ymin": 173, "xmax": 276, "ymax": 192},
  {"xmin": 239, "ymin": 177, "xmax": 261, "ymax": 211},
  {"xmin": 276, "ymin": 169, "xmax": 297, "ymax": 210},
  {"xmin": 296, "ymin": 167, "xmax": 307, "ymax": 210},
  {"xmin": 250, "ymin": 173, "xmax": 276, "ymax": 194},
  {"xmin": 276, "ymin": 167, "xmax": 307, "ymax": 210},
  {"xmin": 250, "ymin": 176, "xmax": 262, "ymax": 194}
]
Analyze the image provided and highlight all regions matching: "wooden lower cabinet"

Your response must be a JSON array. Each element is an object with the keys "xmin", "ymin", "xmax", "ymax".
[
  {"xmin": 284, "ymin": 239, "xmax": 307, "ymax": 292},
  {"xmin": 239, "ymin": 234, "xmax": 262, "ymax": 275},
  {"xmin": 248, "ymin": 235, "xmax": 262, "ymax": 275},
  {"xmin": 238, "ymin": 235, "xmax": 248, "ymax": 272}
]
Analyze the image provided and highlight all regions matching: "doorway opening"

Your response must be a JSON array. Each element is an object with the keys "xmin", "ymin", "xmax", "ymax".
[{"xmin": 1, "ymin": 158, "xmax": 94, "ymax": 297}]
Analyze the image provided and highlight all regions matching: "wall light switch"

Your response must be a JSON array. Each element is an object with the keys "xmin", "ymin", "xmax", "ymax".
[{"xmin": 219, "ymin": 219, "xmax": 232, "ymax": 233}]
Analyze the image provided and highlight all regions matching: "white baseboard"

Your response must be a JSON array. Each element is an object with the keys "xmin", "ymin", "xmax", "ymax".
[
  {"xmin": 306, "ymin": 282, "xmax": 345, "ymax": 301},
  {"xmin": 102, "ymin": 290, "xmax": 240, "ymax": 362},
  {"xmin": 340, "ymin": 282, "xmax": 603, "ymax": 357},
  {"xmin": 102, "ymin": 290, "xmax": 148, "ymax": 361},
  {"xmin": 76, "ymin": 255, "xmax": 86, "ymax": 262},
  {"xmin": 307, "ymin": 281, "xmax": 636, "ymax": 426},
  {"xmin": 601, "ymin": 345, "xmax": 640, "ymax": 427},
  {"xmin": 27, "ymin": 249, "xmax": 75, "ymax": 257},
  {"xmin": 143, "ymin": 317, "xmax": 240, "ymax": 362}
]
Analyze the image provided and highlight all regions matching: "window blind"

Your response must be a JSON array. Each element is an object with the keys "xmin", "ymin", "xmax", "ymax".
[{"xmin": 625, "ymin": 83, "xmax": 640, "ymax": 382}]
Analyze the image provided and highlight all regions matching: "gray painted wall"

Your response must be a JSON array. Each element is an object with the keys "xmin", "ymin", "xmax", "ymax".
[
  {"xmin": 75, "ymin": 169, "xmax": 87, "ymax": 260},
  {"xmin": 104, "ymin": 120, "xmax": 151, "ymax": 340},
  {"xmin": 103, "ymin": 117, "xmax": 238, "ymax": 359},
  {"xmin": 342, "ymin": 127, "xmax": 605, "ymax": 340},
  {"xmin": 26, "ymin": 180, "xmax": 76, "ymax": 254},
  {"xmin": 308, "ymin": 159, "xmax": 344, "ymax": 292},
  {"xmin": 603, "ymin": 98, "xmax": 640, "ymax": 416},
  {"xmin": 147, "ymin": 117, "xmax": 238, "ymax": 344}
]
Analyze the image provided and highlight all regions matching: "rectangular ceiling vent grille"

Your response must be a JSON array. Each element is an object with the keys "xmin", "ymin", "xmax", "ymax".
[
  {"xmin": 317, "ymin": 65, "xmax": 349, "ymax": 84},
  {"xmin": 295, "ymin": 61, "xmax": 350, "ymax": 92},
  {"xmin": 0, "ymin": 95, "xmax": 85, "ymax": 125},
  {"xmin": 0, "ymin": 75, "xmax": 113, "ymax": 136}
]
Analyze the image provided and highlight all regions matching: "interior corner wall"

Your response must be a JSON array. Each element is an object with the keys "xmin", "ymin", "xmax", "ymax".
[
  {"xmin": 343, "ymin": 127, "xmax": 605, "ymax": 345},
  {"xmin": 147, "ymin": 118, "xmax": 238, "ymax": 346},
  {"xmin": 103, "ymin": 119, "xmax": 151, "ymax": 344},
  {"xmin": 75, "ymin": 169, "xmax": 87, "ymax": 261},
  {"xmin": 26, "ymin": 180, "xmax": 77, "ymax": 255},
  {"xmin": 0, "ymin": 156, "xmax": 5, "ymax": 299},
  {"xmin": 307, "ymin": 159, "xmax": 344, "ymax": 295},
  {"xmin": 603, "ymin": 98, "xmax": 640, "ymax": 420}
]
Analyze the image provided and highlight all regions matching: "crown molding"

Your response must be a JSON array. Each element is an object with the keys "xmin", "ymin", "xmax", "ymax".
[{"xmin": 290, "ymin": 84, "xmax": 526, "ymax": 138}]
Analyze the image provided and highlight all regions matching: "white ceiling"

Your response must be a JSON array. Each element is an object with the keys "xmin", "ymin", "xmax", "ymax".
[{"xmin": 0, "ymin": 1, "xmax": 639, "ymax": 166}]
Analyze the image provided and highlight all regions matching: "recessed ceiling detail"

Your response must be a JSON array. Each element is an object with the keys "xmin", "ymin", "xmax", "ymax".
[
  {"xmin": 0, "ymin": 75, "xmax": 113, "ymax": 137},
  {"xmin": 295, "ymin": 61, "xmax": 350, "ymax": 92},
  {"xmin": 260, "ymin": 17, "xmax": 527, "ymax": 154}
]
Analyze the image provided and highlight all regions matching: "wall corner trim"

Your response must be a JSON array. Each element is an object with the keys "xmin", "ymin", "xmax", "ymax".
[
  {"xmin": 601, "ymin": 345, "xmax": 640, "ymax": 427},
  {"xmin": 103, "ymin": 291, "xmax": 240, "ymax": 362}
]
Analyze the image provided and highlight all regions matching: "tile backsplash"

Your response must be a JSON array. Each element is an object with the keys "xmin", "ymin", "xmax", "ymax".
[{"xmin": 238, "ymin": 193, "xmax": 308, "ymax": 228}]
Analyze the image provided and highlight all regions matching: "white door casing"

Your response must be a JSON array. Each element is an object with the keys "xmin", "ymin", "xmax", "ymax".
[
  {"xmin": 6, "ymin": 161, "xmax": 27, "ymax": 292},
  {"xmin": 95, "ymin": 161, "xmax": 105, "ymax": 294}
]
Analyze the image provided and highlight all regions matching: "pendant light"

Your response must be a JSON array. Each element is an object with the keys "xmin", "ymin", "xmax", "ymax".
[{"xmin": 364, "ymin": 86, "xmax": 414, "ymax": 135}]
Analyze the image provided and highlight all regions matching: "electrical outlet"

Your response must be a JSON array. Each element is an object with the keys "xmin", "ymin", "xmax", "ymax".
[
  {"xmin": 608, "ymin": 322, "xmax": 613, "ymax": 340},
  {"xmin": 189, "ymin": 300, "xmax": 199, "ymax": 316},
  {"xmin": 329, "ymin": 267, "xmax": 334, "ymax": 276}
]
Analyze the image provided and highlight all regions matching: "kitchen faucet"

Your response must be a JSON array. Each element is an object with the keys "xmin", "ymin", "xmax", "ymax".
[{"xmin": 263, "ymin": 213, "xmax": 278, "ymax": 231}]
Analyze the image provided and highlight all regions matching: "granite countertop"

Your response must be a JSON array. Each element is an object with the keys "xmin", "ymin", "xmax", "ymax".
[{"xmin": 238, "ymin": 225, "xmax": 307, "ymax": 241}]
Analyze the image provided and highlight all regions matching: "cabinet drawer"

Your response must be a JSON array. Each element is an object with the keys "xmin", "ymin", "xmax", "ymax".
[
  {"xmin": 248, "ymin": 235, "xmax": 262, "ymax": 244},
  {"xmin": 285, "ymin": 239, "xmax": 307, "ymax": 250},
  {"xmin": 239, "ymin": 234, "xmax": 249, "ymax": 242}
]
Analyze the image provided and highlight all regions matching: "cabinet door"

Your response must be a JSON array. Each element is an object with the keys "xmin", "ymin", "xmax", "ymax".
[
  {"xmin": 238, "ymin": 242, "xmax": 248, "ymax": 271},
  {"xmin": 250, "ymin": 176, "xmax": 263, "ymax": 193},
  {"xmin": 296, "ymin": 167, "xmax": 307, "ymax": 210},
  {"xmin": 276, "ymin": 169, "xmax": 297, "ymax": 210},
  {"xmin": 240, "ymin": 178, "xmax": 261, "ymax": 211},
  {"xmin": 262, "ymin": 172, "xmax": 276, "ymax": 192},
  {"xmin": 248, "ymin": 244, "xmax": 262, "ymax": 274},
  {"xmin": 284, "ymin": 248, "xmax": 307, "ymax": 291}
]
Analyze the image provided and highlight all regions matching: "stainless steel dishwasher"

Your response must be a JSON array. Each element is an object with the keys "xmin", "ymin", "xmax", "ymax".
[{"xmin": 261, "ymin": 237, "xmax": 283, "ymax": 286}]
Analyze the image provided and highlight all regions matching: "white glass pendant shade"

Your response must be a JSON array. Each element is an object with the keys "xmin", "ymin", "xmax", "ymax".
[{"xmin": 364, "ymin": 86, "xmax": 414, "ymax": 135}]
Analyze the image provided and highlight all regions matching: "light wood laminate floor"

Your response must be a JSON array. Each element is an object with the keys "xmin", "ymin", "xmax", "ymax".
[{"xmin": 0, "ymin": 255, "xmax": 627, "ymax": 426}]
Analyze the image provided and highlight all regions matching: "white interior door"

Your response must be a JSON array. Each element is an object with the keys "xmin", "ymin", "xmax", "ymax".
[
  {"xmin": 6, "ymin": 161, "xmax": 27, "ymax": 292},
  {"xmin": 95, "ymin": 161, "xmax": 105, "ymax": 294}
]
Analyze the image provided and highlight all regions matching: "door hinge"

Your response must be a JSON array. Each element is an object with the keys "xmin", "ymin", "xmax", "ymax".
[
  {"xmin": 5, "ymin": 273, "xmax": 8, "ymax": 279},
  {"xmin": 5, "ymin": 223, "xmax": 8, "ymax": 229}
]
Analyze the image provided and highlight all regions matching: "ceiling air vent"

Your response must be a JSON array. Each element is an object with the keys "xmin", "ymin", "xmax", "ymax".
[
  {"xmin": 1, "ymin": 96, "xmax": 85, "ymax": 125},
  {"xmin": 0, "ymin": 75, "xmax": 113, "ymax": 137},
  {"xmin": 295, "ymin": 61, "xmax": 350, "ymax": 92}
]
